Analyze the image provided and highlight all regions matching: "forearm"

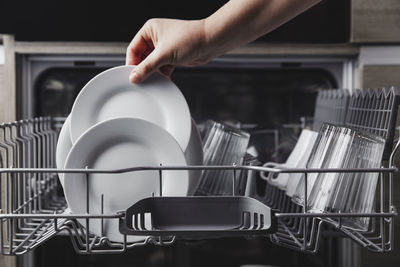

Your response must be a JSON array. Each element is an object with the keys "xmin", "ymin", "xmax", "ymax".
[{"xmin": 203, "ymin": 0, "xmax": 321, "ymax": 56}]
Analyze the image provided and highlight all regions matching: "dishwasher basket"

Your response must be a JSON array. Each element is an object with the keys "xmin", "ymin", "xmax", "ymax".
[{"xmin": 0, "ymin": 87, "xmax": 399, "ymax": 255}]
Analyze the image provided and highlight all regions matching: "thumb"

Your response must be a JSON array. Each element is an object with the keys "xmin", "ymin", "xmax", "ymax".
[{"xmin": 129, "ymin": 49, "xmax": 166, "ymax": 83}]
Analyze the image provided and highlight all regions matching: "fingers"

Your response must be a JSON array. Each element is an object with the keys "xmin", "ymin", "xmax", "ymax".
[
  {"xmin": 129, "ymin": 49, "xmax": 168, "ymax": 83},
  {"xmin": 126, "ymin": 29, "xmax": 154, "ymax": 66}
]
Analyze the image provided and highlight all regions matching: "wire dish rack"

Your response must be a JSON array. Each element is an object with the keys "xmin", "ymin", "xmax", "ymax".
[{"xmin": 0, "ymin": 88, "xmax": 399, "ymax": 255}]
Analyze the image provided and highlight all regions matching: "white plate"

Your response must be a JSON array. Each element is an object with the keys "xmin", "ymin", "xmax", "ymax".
[
  {"xmin": 64, "ymin": 118, "xmax": 189, "ymax": 243},
  {"xmin": 185, "ymin": 119, "xmax": 204, "ymax": 195},
  {"xmin": 56, "ymin": 115, "xmax": 72, "ymax": 186},
  {"xmin": 56, "ymin": 116, "xmax": 201, "ymax": 191},
  {"xmin": 69, "ymin": 65, "xmax": 191, "ymax": 151}
]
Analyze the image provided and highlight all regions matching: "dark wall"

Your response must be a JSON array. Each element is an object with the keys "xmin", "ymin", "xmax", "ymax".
[{"xmin": 1, "ymin": 0, "xmax": 349, "ymax": 42}]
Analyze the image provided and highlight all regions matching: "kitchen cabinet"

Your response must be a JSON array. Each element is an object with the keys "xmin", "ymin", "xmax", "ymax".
[{"xmin": 351, "ymin": 0, "xmax": 400, "ymax": 43}]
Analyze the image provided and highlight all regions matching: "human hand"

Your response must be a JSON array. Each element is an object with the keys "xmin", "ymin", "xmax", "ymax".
[
  {"xmin": 126, "ymin": 0, "xmax": 321, "ymax": 83},
  {"xmin": 126, "ymin": 18, "xmax": 214, "ymax": 83}
]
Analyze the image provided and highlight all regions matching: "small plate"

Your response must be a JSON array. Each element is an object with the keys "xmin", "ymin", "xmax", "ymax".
[
  {"xmin": 56, "ymin": 115, "xmax": 72, "ymax": 186},
  {"xmin": 69, "ymin": 65, "xmax": 191, "ymax": 151},
  {"xmin": 64, "ymin": 118, "xmax": 189, "ymax": 243}
]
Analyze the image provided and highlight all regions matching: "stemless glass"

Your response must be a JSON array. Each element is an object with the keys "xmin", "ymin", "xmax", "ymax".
[
  {"xmin": 194, "ymin": 120, "xmax": 250, "ymax": 196},
  {"xmin": 307, "ymin": 126, "xmax": 354, "ymax": 212},
  {"xmin": 292, "ymin": 123, "xmax": 337, "ymax": 206},
  {"xmin": 340, "ymin": 132, "xmax": 384, "ymax": 231},
  {"xmin": 325, "ymin": 130, "xmax": 364, "ymax": 214},
  {"xmin": 291, "ymin": 122, "xmax": 385, "ymax": 230},
  {"xmin": 306, "ymin": 126, "xmax": 384, "ymax": 231}
]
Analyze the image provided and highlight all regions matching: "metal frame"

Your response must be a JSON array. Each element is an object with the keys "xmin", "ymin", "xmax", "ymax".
[
  {"xmin": 0, "ymin": 164, "xmax": 397, "ymax": 255},
  {"xmin": 0, "ymin": 113, "xmax": 399, "ymax": 255},
  {"xmin": 3, "ymin": 87, "xmax": 400, "ymax": 255}
]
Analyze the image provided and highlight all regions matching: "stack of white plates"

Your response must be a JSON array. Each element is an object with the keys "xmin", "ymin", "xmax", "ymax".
[{"xmin": 56, "ymin": 65, "xmax": 203, "ymax": 242}]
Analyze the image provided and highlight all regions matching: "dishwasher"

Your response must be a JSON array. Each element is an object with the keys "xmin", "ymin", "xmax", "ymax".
[
  {"xmin": 0, "ymin": 85, "xmax": 399, "ymax": 267},
  {"xmin": 0, "ymin": 54, "xmax": 398, "ymax": 266}
]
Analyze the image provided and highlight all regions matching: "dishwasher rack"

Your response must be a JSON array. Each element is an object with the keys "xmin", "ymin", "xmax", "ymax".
[{"xmin": 0, "ymin": 115, "xmax": 399, "ymax": 255}]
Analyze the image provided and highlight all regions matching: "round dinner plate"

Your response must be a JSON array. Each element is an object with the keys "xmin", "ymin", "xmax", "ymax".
[
  {"xmin": 56, "ymin": 116, "xmax": 203, "ymax": 191},
  {"xmin": 64, "ymin": 118, "xmax": 189, "ymax": 243},
  {"xmin": 56, "ymin": 115, "xmax": 72, "ymax": 186},
  {"xmin": 69, "ymin": 65, "xmax": 191, "ymax": 151}
]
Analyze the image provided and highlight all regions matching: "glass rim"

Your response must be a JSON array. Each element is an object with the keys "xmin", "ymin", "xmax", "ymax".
[
  {"xmin": 205, "ymin": 120, "xmax": 250, "ymax": 138},
  {"xmin": 320, "ymin": 123, "xmax": 385, "ymax": 144}
]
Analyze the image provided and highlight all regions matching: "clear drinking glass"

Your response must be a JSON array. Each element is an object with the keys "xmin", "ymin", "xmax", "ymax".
[
  {"xmin": 340, "ymin": 132, "xmax": 384, "ymax": 231},
  {"xmin": 292, "ymin": 123, "xmax": 337, "ymax": 205},
  {"xmin": 325, "ymin": 131, "xmax": 363, "ymax": 213},
  {"xmin": 292, "ymin": 123, "xmax": 385, "ymax": 231},
  {"xmin": 194, "ymin": 120, "xmax": 250, "ymax": 196},
  {"xmin": 307, "ymin": 126, "xmax": 354, "ymax": 212}
]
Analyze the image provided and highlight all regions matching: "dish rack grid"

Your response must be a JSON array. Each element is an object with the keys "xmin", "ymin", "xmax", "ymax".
[{"xmin": 0, "ymin": 116, "xmax": 399, "ymax": 255}]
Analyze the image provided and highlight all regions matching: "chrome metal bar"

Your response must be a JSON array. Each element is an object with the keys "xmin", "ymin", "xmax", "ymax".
[
  {"xmin": 303, "ymin": 172, "xmax": 308, "ymax": 251},
  {"xmin": 275, "ymin": 212, "xmax": 396, "ymax": 218},
  {"xmin": 0, "ymin": 213, "xmax": 123, "ymax": 219},
  {"xmin": 0, "ymin": 166, "xmax": 397, "ymax": 174}
]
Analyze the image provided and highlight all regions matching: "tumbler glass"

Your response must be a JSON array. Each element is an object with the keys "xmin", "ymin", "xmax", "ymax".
[
  {"xmin": 292, "ymin": 123, "xmax": 337, "ymax": 206},
  {"xmin": 194, "ymin": 120, "xmax": 250, "ymax": 196},
  {"xmin": 340, "ymin": 132, "xmax": 384, "ymax": 231},
  {"xmin": 307, "ymin": 126, "xmax": 355, "ymax": 212}
]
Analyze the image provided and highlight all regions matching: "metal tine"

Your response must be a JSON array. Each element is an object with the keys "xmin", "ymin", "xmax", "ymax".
[
  {"xmin": 352, "ymin": 89, "xmax": 363, "ymax": 128},
  {"xmin": 38, "ymin": 118, "xmax": 50, "ymax": 183},
  {"xmin": 0, "ymin": 125, "xmax": 12, "ymax": 253},
  {"xmin": 371, "ymin": 89, "xmax": 382, "ymax": 136},
  {"xmin": 13, "ymin": 121, "xmax": 33, "ymax": 232},
  {"xmin": 38, "ymin": 118, "xmax": 57, "ymax": 211},
  {"xmin": 11, "ymin": 123, "xmax": 22, "ymax": 215},
  {"xmin": 381, "ymin": 88, "xmax": 392, "ymax": 139},
  {"xmin": 0, "ymin": 126, "xmax": 12, "ymax": 215},
  {"xmin": 351, "ymin": 89, "xmax": 362, "ymax": 127},
  {"xmin": 372, "ymin": 88, "xmax": 382, "ymax": 136},
  {"xmin": 28, "ymin": 119, "xmax": 41, "ymax": 213},
  {"xmin": 34, "ymin": 118, "xmax": 46, "ymax": 212},
  {"xmin": 9, "ymin": 123, "xmax": 25, "ymax": 217},
  {"xmin": 374, "ymin": 88, "xmax": 383, "ymax": 137},
  {"xmin": 28, "ymin": 119, "xmax": 44, "ymax": 213},
  {"xmin": 364, "ymin": 89, "xmax": 375, "ymax": 133},
  {"xmin": 356, "ymin": 89, "xmax": 367, "ymax": 128},
  {"xmin": 362, "ymin": 89, "xmax": 374, "ymax": 132},
  {"xmin": 20, "ymin": 121, "xmax": 41, "ymax": 224},
  {"xmin": 21, "ymin": 122, "xmax": 34, "ymax": 216},
  {"xmin": 37, "ymin": 118, "xmax": 57, "ymax": 212},
  {"xmin": 1, "ymin": 125, "xmax": 16, "ymax": 215},
  {"xmin": 4, "ymin": 124, "xmax": 19, "ymax": 251},
  {"xmin": 378, "ymin": 88, "xmax": 388, "ymax": 136}
]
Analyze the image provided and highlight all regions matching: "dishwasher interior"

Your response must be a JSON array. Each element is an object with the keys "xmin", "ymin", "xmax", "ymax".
[{"xmin": 3, "ymin": 54, "xmax": 399, "ymax": 267}]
